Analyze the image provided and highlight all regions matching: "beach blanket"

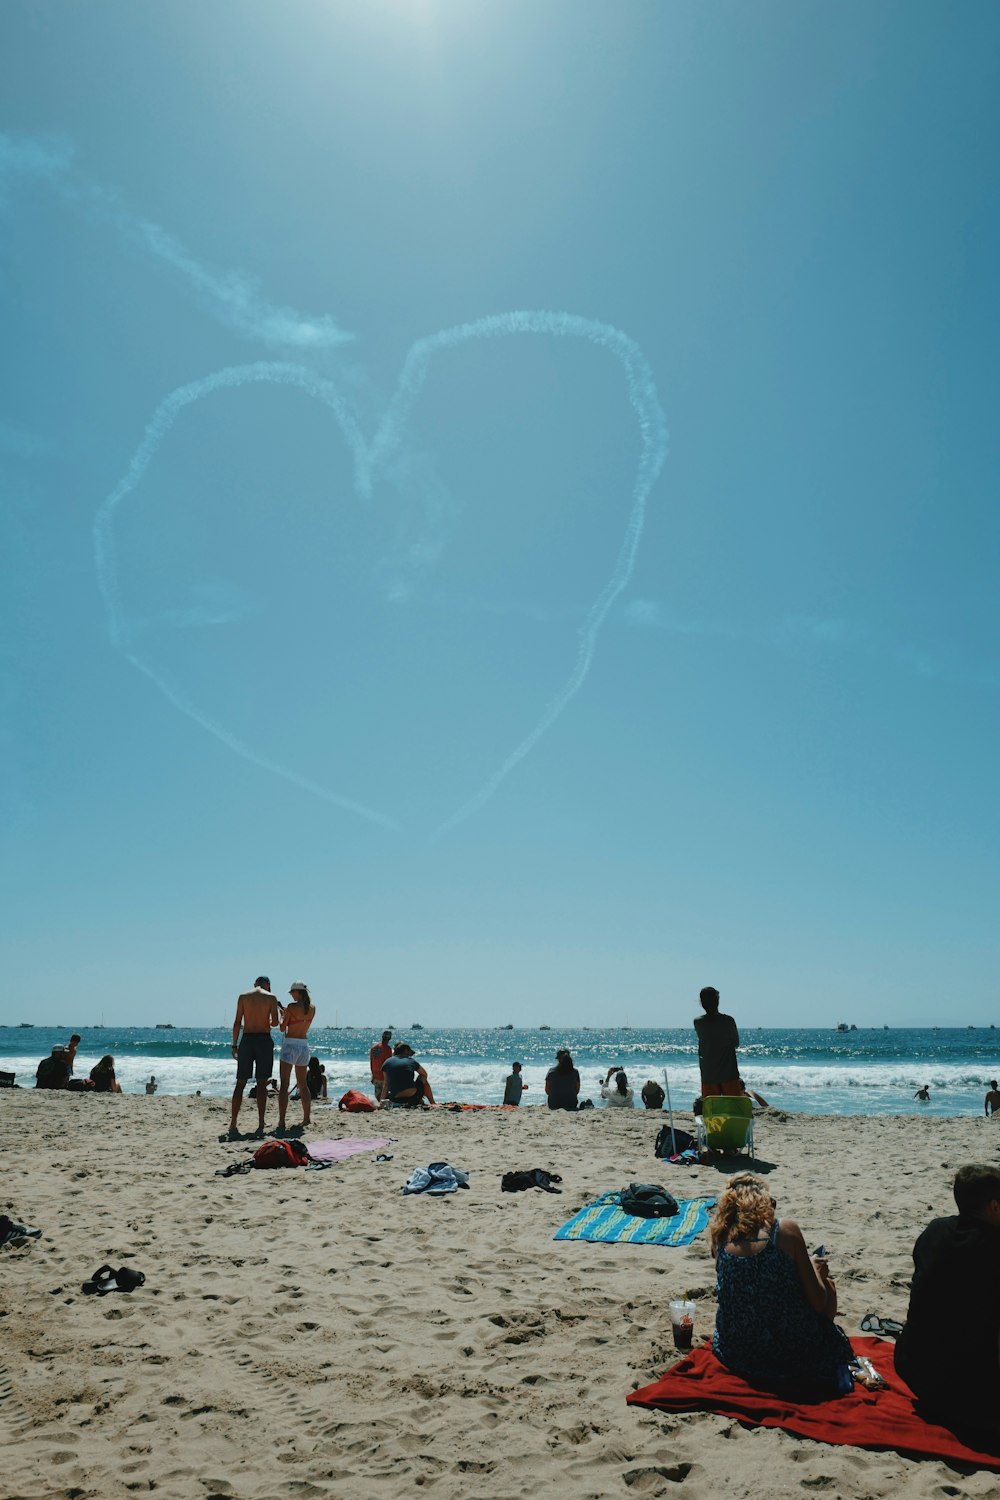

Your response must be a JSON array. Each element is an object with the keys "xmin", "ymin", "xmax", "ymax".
[
  {"xmin": 627, "ymin": 1336, "xmax": 1000, "ymax": 1470},
  {"xmin": 554, "ymin": 1192, "xmax": 714, "ymax": 1246},
  {"xmin": 305, "ymin": 1137, "xmax": 390, "ymax": 1162}
]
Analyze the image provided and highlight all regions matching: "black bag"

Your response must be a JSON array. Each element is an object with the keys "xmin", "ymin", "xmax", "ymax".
[
  {"xmin": 619, "ymin": 1182, "xmax": 679, "ymax": 1218},
  {"xmin": 654, "ymin": 1125, "xmax": 696, "ymax": 1159}
]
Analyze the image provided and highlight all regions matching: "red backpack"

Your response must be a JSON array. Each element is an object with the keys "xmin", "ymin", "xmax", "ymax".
[
  {"xmin": 338, "ymin": 1088, "xmax": 376, "ymax": 1113},
  {"xmin": 252, "ymin": 1138, "xmax": 311, "ymax": 1169}
]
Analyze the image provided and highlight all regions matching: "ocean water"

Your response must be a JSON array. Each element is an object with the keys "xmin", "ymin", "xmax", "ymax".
[{"xmin": 2, "ymin": 1025, "xmax": 999, "ymax": 1116}]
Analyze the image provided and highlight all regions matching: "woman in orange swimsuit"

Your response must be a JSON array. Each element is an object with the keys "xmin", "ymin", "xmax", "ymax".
[{"xmin": 277, "ymin": 982, "xmax": 316, "ymax": 1133}]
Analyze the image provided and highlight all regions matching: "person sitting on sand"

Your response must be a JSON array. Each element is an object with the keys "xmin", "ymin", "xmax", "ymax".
[
  {"xmin": 306, "ymin": 1057, "xmax": 327, "ymax": 1100},
  {"xmin": 381, "ymin": 1042, "xmax": 436, "ymax": 1107},
  {"xmin": 894, "ymin": 1164, "xmax": 1000, "ymax": 1441},
  {"xmin": 709, "ymin": 1172, "xmax": 852, "ymax": 1390},
  {"xmin": 277, "ymin": 982, "xmax": 316, "ymax": 1134},
  {"xmin": 694, "ymin": 986, "xmax": 741, "ymax": 1098},
  {"xmin": 503, "ymin": 1061, "xmax": 526, "ymax": 1106},
  {"xmin": 985, "ymin": 1081, "xmax": 1000, "ymax": 1117},
  {"xmin": 35, "ymin": 1045, "xmax": 72, "ymax": 1090},
  {"xmin": 544, "ymin": 1050, "xmax": 580, "ymax": 1111},
  {"xmin": 640, "ymin": 1079, "xmax": 665, "ymax": 1110},
  {"xmin": 229, "ymin": 976, "xmax": 280, "ymax": 1139},
  {"xmin": 89, "ymin": 1055, "xmax": 123, "ymax": 1093},
  {"xmin": 145, "ymin": 1075, "xmax": 157, "ymax": 1095},
  {"xmin": 600, "ymin": 1066, "xmax": 634, "ymax": 1108}
]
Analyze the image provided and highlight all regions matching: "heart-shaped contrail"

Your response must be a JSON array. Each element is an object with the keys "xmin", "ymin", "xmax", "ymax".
[
  {"xmin": 2, "ymin": 132, "xmax": 669, "ymax": 834},
  {"xmin": 93, "ymin": 315, "xmax": 667, "ymax": 838}
]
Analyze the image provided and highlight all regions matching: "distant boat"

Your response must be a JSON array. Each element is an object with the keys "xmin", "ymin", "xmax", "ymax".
[
  {"xmin": 836, "ymin": 1022, "xmax": 849, "ymax": 1032},
  {"xmin": 155, "ymin": 1023, "xmax": 174, "ymax": 1030},
  {"xmin": 850, "ymin": 1024, "xmax": 858, "ymax": 1031},
  {"xmin": 18, "ymin": 1022, "xmax": 33, "ymax": 1028},
  {"xmin": 498, "ymin": 1024, "xmax": 514, "ymax": 1030},
  {"xmin": 411, "ymin": 1023, "xmax": 424, "ymax": 1030},
  {"xmin": 539, "ymin": 1024, "xmax": 551, "ymax": 1031}
]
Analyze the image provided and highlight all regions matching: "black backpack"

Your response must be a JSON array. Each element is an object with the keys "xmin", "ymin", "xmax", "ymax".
[
  {"xmin": 654, "ymin": 1125, "xmax": 696, "ymax": 1159},
  {"xmin": 619, "ymin": 1182, "xmax": 679, "ymax": 1218}
]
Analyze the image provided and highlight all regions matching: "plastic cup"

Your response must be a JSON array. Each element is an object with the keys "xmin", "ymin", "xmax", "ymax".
[{"xmin": 669, "ymin": 1299, "xmax": 696, "ymax": 1351}]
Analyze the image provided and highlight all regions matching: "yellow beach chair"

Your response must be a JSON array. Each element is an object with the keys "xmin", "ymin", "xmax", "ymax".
[{"xmin": 696, "ymin": 1095, "xmax": 755, "ymax": 1162}]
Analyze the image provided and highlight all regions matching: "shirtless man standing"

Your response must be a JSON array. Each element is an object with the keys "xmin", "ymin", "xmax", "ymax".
[{"xmin": 229, "ymin": 976, "xmax": 279, "ymax": 1139}]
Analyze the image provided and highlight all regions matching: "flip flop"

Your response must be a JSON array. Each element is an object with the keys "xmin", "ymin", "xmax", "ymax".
[
  {"xmin": 81, "ymin": 1265, "xmax": 118, "ymax": 1295},
  {"xmin": 114, "ymin": 1267, "xmax": 146, "ymax": 1292}
]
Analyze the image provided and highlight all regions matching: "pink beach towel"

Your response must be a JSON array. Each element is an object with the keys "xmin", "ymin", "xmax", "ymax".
[{"xmin": 306, "ymin": 1137, "xmax": 390, "ymax": 1162}]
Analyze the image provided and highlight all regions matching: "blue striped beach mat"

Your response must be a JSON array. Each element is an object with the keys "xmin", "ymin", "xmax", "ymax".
[{"xmin": 554, "ymin": 1192, "xmax": 716, "ymax": 1246}]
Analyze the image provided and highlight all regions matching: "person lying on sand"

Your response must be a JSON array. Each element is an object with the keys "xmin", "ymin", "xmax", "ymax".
[{"xmin": 709, "ymin": 1173, "xmax": 852, "ymax": 1392}]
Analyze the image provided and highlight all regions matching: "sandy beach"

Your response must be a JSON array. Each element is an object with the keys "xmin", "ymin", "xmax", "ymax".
[{"xmin": 3, "ymin": 1091, "xmax": 999, "ymax": 1500}]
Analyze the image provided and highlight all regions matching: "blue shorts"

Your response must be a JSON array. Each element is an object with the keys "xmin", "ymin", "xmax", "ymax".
[{"xmin": 237, "ymin": 1033, "xmax": 274, "ymax": 1082}]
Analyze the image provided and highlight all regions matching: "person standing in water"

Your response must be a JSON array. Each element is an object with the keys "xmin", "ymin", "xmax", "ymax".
[
  {"xmin": 277, "ymin": 982, "xmax": 316, "ymax": 1134},
  {"xmin": 984, "ymin": 1081, "xmax": 1000, "ymax": 1117},
  {"xmin": 694, "ymin": 987, "xmax": 741, "ymax": 1097}
]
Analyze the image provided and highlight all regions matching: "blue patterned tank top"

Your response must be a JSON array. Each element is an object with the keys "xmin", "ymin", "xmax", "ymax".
[{"xmin": 712, "ymin": 1221, "xmax": 853, "ymax": 1384}]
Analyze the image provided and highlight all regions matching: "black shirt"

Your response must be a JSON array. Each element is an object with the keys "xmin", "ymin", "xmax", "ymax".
[
  {"xmin": 894, "ymin": 1213, "xmax": 1000, "ymax": 1434},
  {"xmin": 694, "ymin": 1012, "xmax": 740, "ymax": 1085},
  {"xmin": 381, "ymin": 1056, "xmax": 419, "ymax": 1100}
]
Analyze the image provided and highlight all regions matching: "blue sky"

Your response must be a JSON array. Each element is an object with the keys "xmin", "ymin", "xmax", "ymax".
[{"xmin": 1, "ymin": 1, "xmax": 998, "ymax": 1028}]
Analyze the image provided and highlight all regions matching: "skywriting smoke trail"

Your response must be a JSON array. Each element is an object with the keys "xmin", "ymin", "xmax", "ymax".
[
  {"xmin": 92, "ymin": 363, "xmax": 399, "ymax": 832},
  {"xmin": 366, "ymin": 313, "xmax": 669, "ymax": 840},
  {"xmin": 94, "ymin": 320, "xmax": 667, "ymax": 837},
  {"xmin": 3, "ymin": 132, "xmax": 670, "ymax": 835}
]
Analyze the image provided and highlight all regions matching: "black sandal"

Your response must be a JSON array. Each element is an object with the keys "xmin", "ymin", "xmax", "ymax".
[{"xmin": 81, "ymin": 1265, "xmax": 118, "ymax": 1295}]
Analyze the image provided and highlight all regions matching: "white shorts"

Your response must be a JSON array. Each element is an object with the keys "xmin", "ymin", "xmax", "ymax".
[{"xmin": 280, "ymin": 1037, "xmax": 311, "ymax": 1068}]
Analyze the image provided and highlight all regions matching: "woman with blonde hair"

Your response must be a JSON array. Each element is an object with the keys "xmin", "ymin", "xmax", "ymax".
[{"xmin": 709, "ymin": 1173, "xmax": 852, "ymax": 1389}]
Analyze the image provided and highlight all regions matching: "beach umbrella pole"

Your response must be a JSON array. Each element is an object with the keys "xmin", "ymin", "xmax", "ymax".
[{"xmin": 662, "ymin": 1069, "xmax": 677, "ymax": 1155}]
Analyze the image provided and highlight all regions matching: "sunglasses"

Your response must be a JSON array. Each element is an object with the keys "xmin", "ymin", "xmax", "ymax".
[{"xmin": 860, "ymin": 1314, "xmax": 903, "ymax": 1338}]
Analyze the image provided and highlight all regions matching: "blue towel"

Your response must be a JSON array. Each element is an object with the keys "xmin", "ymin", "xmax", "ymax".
[{"xmin": 554, "ymin": 1192, "xmax": 715, "ymax": 1246}]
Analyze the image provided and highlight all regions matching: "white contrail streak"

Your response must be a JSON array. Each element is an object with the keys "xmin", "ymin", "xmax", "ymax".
[
  {"xmin": 93, "ymin": 363, "xmax": 398, "ymax": 832},
  {"xmin": 95, "ymin": 316, "xmax": 668, "ymax": 837},
  {"xmin": 366, "ymin": 312, "xmax": 668, "ymax": 840}
]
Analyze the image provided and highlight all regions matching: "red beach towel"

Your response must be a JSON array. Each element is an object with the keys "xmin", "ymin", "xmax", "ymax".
[{"xmin": 627, "ymin": 1336, "xmax": 1000, "ymax": 1470}]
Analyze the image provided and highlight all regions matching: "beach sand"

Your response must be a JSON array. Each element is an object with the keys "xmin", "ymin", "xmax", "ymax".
[{"xmin": 2, "ymin": 1091, "xmax": 999, "ymax": 1499}]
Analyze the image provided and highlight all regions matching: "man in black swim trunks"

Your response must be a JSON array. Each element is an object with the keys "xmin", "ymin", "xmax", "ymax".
[{"xmin": 229, "ymin": 976, "xmax": 279, "ymax": 1139}]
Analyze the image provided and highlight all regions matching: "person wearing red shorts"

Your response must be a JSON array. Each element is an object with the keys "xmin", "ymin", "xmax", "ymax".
[{"xmin": 694, "ymin": 986, "xmax": 741, "ymax": 1098}]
